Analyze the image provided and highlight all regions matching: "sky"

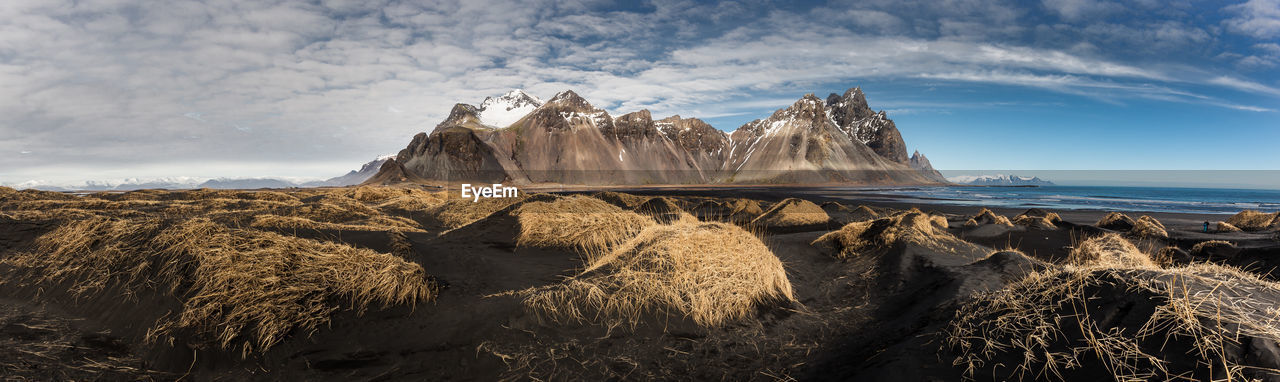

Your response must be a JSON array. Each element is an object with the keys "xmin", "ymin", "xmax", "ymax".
[{"xmin": 1, "ymin": 0, "xmax": 1278, "ymax": 188}]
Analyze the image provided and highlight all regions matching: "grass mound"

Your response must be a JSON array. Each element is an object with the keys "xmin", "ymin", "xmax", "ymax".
[
  {"xmin": 523, "ymin": 221, "xmax": 795, "ymax": 328},
  {"xmin": 1012, "ymin": 215, "xmax": 1056, "ymax": 229},
  {"xmin": 1226, "ymin": 210, "xmax": 1280, "ymax": 231},
  {"xmin": 1012, "ymin": 208, "xmax": 1061, "ymax": 230},
  {"xmin": 1095, "ymin": 211, "xmax": 1135, "ymax": 231},
  {"xmin": 750, "ymin": 198, "xmax": 829, "ymax": 229},
  {"xmin": 590, "ymin": 191, "xmax": 648, "ymax": 209},
  {"xmin": 1066, "ymin": 233, "xmax": 1157, "ymax": 268},
  {"xmin": 635, "ymin": 197, "xmax": 688, "ymax": 224},
  {"xmin": 427, "ymin": 194, "xmax": 530, "ymax": 229},
  {"xmin": 249, "ymin": 214, "xmax": 425, "ymax": 233},
  {"xmin": 947, "ymin": 263, "xmax": 1280, "ymax": 381},
  {"xmin": 1129, "ymin": 215, "xmax": 1168, "ymax": 238},
  {"xmin": 963, "ymin": 208, "xmax": 1013, "ymax": 227},
  {"xmin": 812, "ymin": 209, "xmax": 971, "ymax": 259},
  {"xmin": 1215, "ymin": 221, "xmax": 1243, "ymax": 232},
  {"xmin": 723, "ymin": 198, "xmax": 765, "ymax": 224},
  {"xmin": 690, "ymin": 200, "xmax": 731, "ymax": 221},
  {"xmin": 1190, "ymin": 240, "xmax": 1235, "ymax": 257},
  {"xmin": 514, "ymin": 196, "xmax": 655, "ymax": 255},
  {"xmin": 0, "ymin": 216, "xmax": 436, "ymax": 357}
]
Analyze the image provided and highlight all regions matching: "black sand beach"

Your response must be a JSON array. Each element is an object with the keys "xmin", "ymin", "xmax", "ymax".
[{"xmin": 1, "ymin": 185, "xmax": 1278, "ymax": 380}]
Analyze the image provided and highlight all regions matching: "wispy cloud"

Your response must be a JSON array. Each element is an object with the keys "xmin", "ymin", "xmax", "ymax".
[{"xmin": 0, "ymin": 0, "xmax": 1276, "ymax": 184}]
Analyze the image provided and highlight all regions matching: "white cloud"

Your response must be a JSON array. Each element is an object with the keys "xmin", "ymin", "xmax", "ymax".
[
  {"xmin": 1042, "ymin": 0, "xmax": 1121, "ymax": 20},
  {"xmin": 0, "ymin": 0, "xmax": 1275, "ymax": 184},
  {"xmin": 1224, "ymin": 0, "xmax": 1280, "ymax": 38}
]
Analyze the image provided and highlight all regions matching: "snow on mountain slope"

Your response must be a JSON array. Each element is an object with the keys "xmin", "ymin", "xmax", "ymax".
[
  {"xmin": 948, "ymin": 174, "xmax": 1054, "ymax": 186},
  {"xmin": 476, "ymin": 89, "xmax": 543, "ymax": 128}
]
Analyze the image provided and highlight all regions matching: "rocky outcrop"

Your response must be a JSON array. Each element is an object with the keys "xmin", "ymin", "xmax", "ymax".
[
  {"xmin": 826, "ymin": 87, "xmax": 909, "ymax": 164},
  {"xmin": 372, "ymin": 87, "xmax": 940, "ymax": 186},
  {"xmin": 909, "ymin": 151, "xmax": 947, "ymax": 183},
  {"xmin": 723, "ymin": 94, "xmax": 930, "ymax": 184}
]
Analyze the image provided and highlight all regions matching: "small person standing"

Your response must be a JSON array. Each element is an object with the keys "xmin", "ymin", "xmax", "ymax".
[{"xmin": 1204, "ymin": 221, "xmax": 1210, "ymax": 233}]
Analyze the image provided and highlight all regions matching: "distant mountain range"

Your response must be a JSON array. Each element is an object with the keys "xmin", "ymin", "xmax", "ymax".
[
  {"xmin": 14, "ymin": 155, "xmax": 394, "ymax": 191},
  {"xmin": 947, "ymin": 174, "xmax": 1054, "ymax": 186},
  {"xmin": 374, "ymin": 87, "xmax": 944, "ymax": 186}
]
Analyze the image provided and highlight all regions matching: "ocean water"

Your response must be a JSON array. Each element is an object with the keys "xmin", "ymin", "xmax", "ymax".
[{"xmin": 862, "ymin": 186, "xmax": 1280, "ymax": 215}]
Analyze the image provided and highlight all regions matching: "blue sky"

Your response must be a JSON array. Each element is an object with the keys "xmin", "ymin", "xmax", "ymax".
[{"xmin": 0, "ymin": 0, "xmax": 1277, "ymax": 187}]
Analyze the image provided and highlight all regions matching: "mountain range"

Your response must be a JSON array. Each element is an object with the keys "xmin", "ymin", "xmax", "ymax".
[
  {"xmin": 375, "ymin": 87, "xmax": 944, "ymax": 186},
  {"xmin": 14, "ymin": 155, "xmax": 395, "ymax": 191},
  {"xmin": 947, "ymin": 174, "xmax": 1054, "ymax": 186}
]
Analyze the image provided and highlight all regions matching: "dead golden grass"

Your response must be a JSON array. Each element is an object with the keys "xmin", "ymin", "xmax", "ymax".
[
  {"xmin": 249, "ymin": 214, "xmax": 425, "ymax": 233},
  {"xmin": 1095, "ymin": 211, "xmax": 1136, "ymax": 231},
  {"xmin": 0, "ymin": 188, "xmax": 76, "ymax": 202},
  {"xmin": 1, "ymin": 216, "xmax": 436, "ymax": 357},
  {"xmin": 522, "ymin": 220, "xmax": 794, "ymax": 328},
  {"xmin": 1129, "ymin": 215, "xmax": 1168, "ymax": 238},
  {"xmin": 724, "ymin": 198, "xmax": 765, "ymax": 224},
  {"xmin": 514, "ymin": 195, "xmax": 655, "ymax": 256},
  {"xmin": 635, "ymin": 197, "xmax": 689, "ymax": 224},
  {"xmin": 1190, "ymin": 240, "xmax": 1235, "ymax": 256},
  {"xmin": 1066, "ymin": 233, "xmax": 1157, "ymax": 268},
  {"xmin": 1226, "ymin": 210, "xmax": 1280, "ymax": 231},
  {"xmin": 1215, "ymin": 221, "xmax": 1243, "ymax": 232},
  {"xmin": 750, "ymin": 198, "xmax": 829, "ymax": 228},
  {"xmin": 812, "ymin": 209, "xmax": 971, "ymax": 259},
  {"xmin": 427, "ymin": 194, "xmax": 530, "ymax": 229},
  {"xmin": 590, "ymin": 191, "xmax": 648, "ymax": 209},
  {"xmin": 963, "ymin": 208, "xmax": 1012, "ymax": 228},
  {"xmin": 1012, "ymin": 208, "xmax": 1061, "ymax": 230},
  {"xmin": 947, "ymin": 262, "xmax": 1280, "ymax": 381},
  {"xmin": 1012, "ymin": 215, "xmax": 1057, "ymax": 229}
]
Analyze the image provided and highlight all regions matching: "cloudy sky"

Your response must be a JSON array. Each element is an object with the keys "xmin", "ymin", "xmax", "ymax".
[{"xmin": 1, "ymin": 0, "xmax": 1278, "ymax": 187}]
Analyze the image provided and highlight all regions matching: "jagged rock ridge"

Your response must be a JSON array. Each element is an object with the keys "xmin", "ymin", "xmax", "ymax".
[
  {"xmin": 910, "ymin": 151, "xmax": 947, "ymax": 183},
  {"xmin": 377, "ymin": 87, "xmax": 947, "ymax": 186}
]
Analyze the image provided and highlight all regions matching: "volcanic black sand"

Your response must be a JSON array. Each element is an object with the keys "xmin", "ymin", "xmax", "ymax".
[{"xmin": 1, "ymin": 185, "xmax": 1278, "ymax": 381}]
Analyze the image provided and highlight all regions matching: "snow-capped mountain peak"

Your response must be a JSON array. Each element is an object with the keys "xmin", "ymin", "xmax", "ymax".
[
  {"xmin": 947, "ymin": 174, "xmax": 1055, "ymax": 186},
  {"xmin": 476, "ymin": 89, "xmax": 544, "ymax": 128}
]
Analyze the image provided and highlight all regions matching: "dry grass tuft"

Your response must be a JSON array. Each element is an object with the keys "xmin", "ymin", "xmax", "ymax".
[
  {"xmin": 514, "ymin": 196, "xmax": 655, "ymax": 256},
  {"xmin": 635, "ymin": 197, "xmax": 688, "ymax": 224},
  {"xmin": 1096, "ymin": 211, "xmax": 1136, "ymax": 231},
  {"xmin": 1, "ymin": 216, "xmax": 436, "ymax": 357},
  {"xmin": 1215, "ymin": 221, "xmax": 1243, "ymax": 232},
  {"xmin": 812, "ymin": 209, "xmax": 968, "ymax": 259},
  {"xmin": 1129, "ymin": 215, "xmax": 1168, "ymax": 238},
  {"xmin": 522, "ymin": 221, "xmax": 795, "ymax": 328},
  {"xmin": 1066, "ymin": 233, "xmax": 1157, "ymax": 268},
  {"xmin": 947, "ymin": 263, "xmax": 1280, "ymax": 381},
  {"xmin": 1011, "ymin": 208, "xmax": 1062, "ymax": 230},
  {"xmin": 427, "ymin": 194, "xmax": 531, "ymax": 229},
  {"xmin": 724, "ymin": 198, "xmax": 765, "ymax": 224},
  {"xmin": 249, "ymin": 214, "xmax": 424, "ymax": 233},
  {"xmin": 1011, "ymin": 215, "xmax": 1056, "ymax": 230},
  {"xmin": 963, "ymin": 208, "xmax": 1013, "ymax": 228},
  {"xmin": 1226, "ymin": 210, "xmax": 1280, "ymax": 231},
  {"xmin": 750, "ymin": 198, "xmax": 829, "ymax": 228},
  {"xmin": 590, "ymin": 191, "xmax": 648, "ymax": 209},
  {"xmin": 1190, "ymin": 240, "xmax": 1234, "ymax": 256}
]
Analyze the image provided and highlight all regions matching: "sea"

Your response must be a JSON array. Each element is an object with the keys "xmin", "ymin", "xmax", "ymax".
[{"xmin": 845, "ymin": 186, "xmax": 1280, "ymax": 215}]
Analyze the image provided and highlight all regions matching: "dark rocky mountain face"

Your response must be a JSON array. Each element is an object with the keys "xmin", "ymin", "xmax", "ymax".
[
  {"xmin": 910, "ymin": 151, "xmax": 947, "ymax": 183},
  {"xmin": 722, "ymin": 94, "xmax": 927, "ymax": 184},
  {"xmin": 602, "ymin": 110, "xmax": 661, "ymax": 141},
  {"xmin": 825, "ymin": 87, "xmax": 909, "ymax": 164},
  {"xmin": 374, "ymin": 87, "xmax": 940, "ymax": 186},
  {"xmin": 656, "ymin": 115, "xmax": 727, "ymax": 155}
]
